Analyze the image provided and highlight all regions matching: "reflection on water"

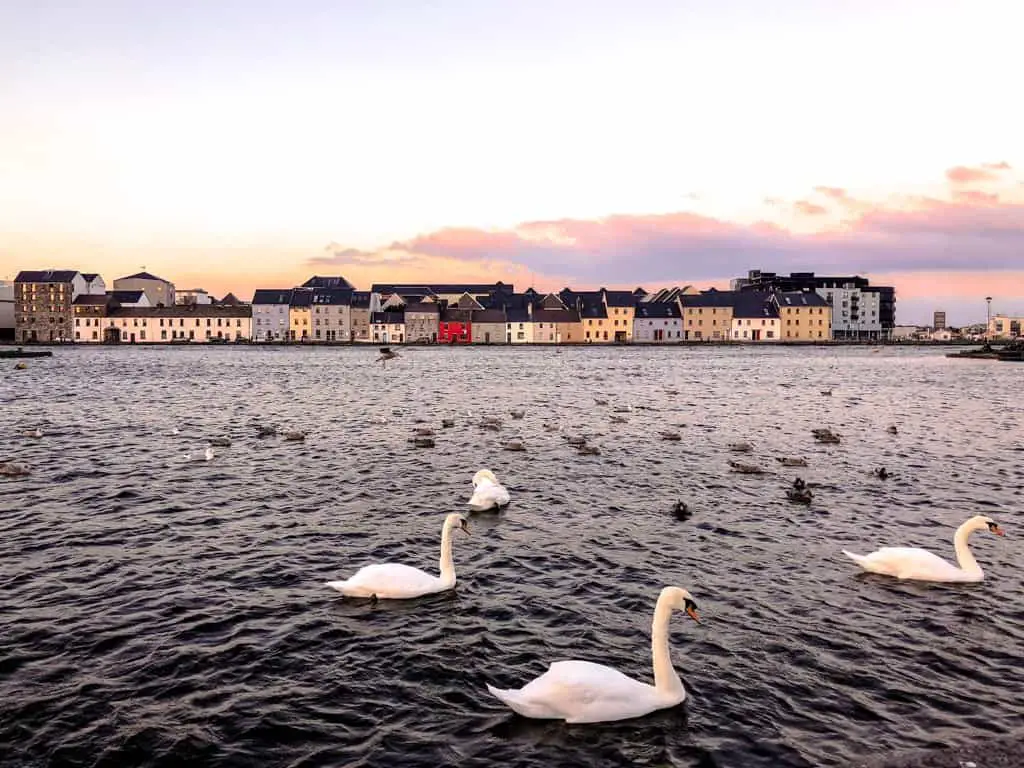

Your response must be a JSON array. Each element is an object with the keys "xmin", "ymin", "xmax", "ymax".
[{"xmin": 1, "ymin": 345, "xmax": 1021, "ymax": 768}]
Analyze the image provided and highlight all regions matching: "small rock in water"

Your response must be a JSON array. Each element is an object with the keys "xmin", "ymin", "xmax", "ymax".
[
  {"xmin": 412, "ymin": 436, "xmax": 435, "ymax": 448},
  {"xmin": 578, "ymin": 445, "xmax": 601, "ymax": 456},
  {"xmin": 776, "ymin": 457, "xmax": 808, "ymax": 467},
  {"xmin": 503, "ymin": 440, "xmax": 526, "ymax": 452},
  {"xmin": 510, "ymin": 409, "xmax": 525, "ymax": 419},
  {"xmin": 660, "ymin": 431, "xmax": 682, "ymax": 441},
  {"xmin": 0, "ymin": 461, "xmax": 31, "ymax": 477},
  {"xmin": 256, "ymin": 425, "xmax": 277, "ymax": 438},
  {"xmin": 441, "ymin": 419, "xmax": 455, "ymax": 429},
  {"xmin": 887, "ymin": 425, "xmax": 898, "ymax": 435},
  {"xmin": 566, "ymin": 436, "xmax": 587, "ymax": 447},
  {"xmin": 728, "ymin": 460, "xmax": 764, "ymax": 475},
  {"xmin": 284, "ymin": 431, "xmax": 307, "ymax": 442},
  {"xmin": 728, "ymin": 442, "xmax": 753, "ymax": 453},
  {"xmin": 210, "ymin": 437, "xmax": 232, "ymax": 447},
  {"xmin": 414, "ymin": 427, "xmax": 435, "ymax": 437}
]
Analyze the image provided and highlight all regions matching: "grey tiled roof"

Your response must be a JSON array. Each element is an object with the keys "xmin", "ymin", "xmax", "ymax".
[
  {"xmin": 15, "ymin": 270, "xmax": 80, "ymax": 283},
  {"xmin": 252, "ymin": 289, "xmax": 293, "ymax": 305}
]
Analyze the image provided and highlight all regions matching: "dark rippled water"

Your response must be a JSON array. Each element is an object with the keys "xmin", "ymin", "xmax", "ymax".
[{"xmin": 2, "ymin": 345, "xmax": 1022, "ymax": 768}]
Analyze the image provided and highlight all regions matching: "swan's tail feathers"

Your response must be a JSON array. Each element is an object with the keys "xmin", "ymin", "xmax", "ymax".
[
  {"xmin": 842, "ymin": 550, "xmax": 870, "ymax": 568},
  {"xmin": 486, "ymin": 684, "xmax": 556, "ymax": 719}
]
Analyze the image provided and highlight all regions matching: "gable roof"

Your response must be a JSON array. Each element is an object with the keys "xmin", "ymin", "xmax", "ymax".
[
  {"xmin": 681, "ymin": 290, "xmax": 738, "ymax": 308},
  {"xmin": 15, "ymin": 270, "xmax": 80, "ymax": 283},
  {"xmin": 301, "ymin": 275, "xmax": 354, "ymax": 290},
  {"xmin": 404, "ymin": 301, "xmax": 440, "ymax": 315},
  {"xmin": 309, "ymin": 288, "xmax": 353, "ymax": 306},
  {"xmin": 532, "ymin": 307, "xmax": 580, "ymax": 323},
  {"xmin": 118, "ymin": 271, "xmax": 169, "ymax": 282},
  {"xmin": 81, "ymin": 273, "xmax": 101, "ymax": 283},
  {"xmin": 732, "ymin": 291, "xmax": 779, "ymax": 319},
  {"xmin": 351, "ymin": 291, "xmax": 372, "ymax": 309},
  {"xmin": 775, "ymin": 290, "xmax": 829, "ymax": 307},
  {"xmin": 505, "ymin": 307, "xmax": 530, "ymax": 323},
  {"xmin": 441, "ymin": 307, "xmax": 472, "ymax": 323},
  {"xmin": 603, "ymin": 290, "xmax": 636, "ymax": 308},
  {"xmin": 107, "ymin": 290, "xmax": 146, "ymax": 303},
  {"xmin": 472, "ymin": 308, "xmax": 506, "ymax": 323},
  {"xmin": 290, "ymin": 289, "xmax": 314, "ymax": 307},
  {"xmin": 635, "ymin": 302, "xmax": 681, "ymax": 319},
  {"xmin": 218, "ymin": 292, "xmax": 243, "ymax": 306},
  {"xmin": 373, "ymin": 282, "xmax": 513, "ymax": 296},
  {"xmin": 371, "ymin": 311, "xmax": 404, "ymax": 324},
  {"xmin": 73, "ymin": 294, "xmax": 114, "ymax": 307},
  {"xmin": 252, "ymin": 289, "xmax": 293, "ymax": 305}
]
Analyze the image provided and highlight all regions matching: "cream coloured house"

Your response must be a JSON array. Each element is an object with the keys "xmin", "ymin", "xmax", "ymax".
[
  {"xmin": 75, "ymin": 304, "xmax": 251, "ymax": 343},
  {"xmin": 773, "ymin": 291, "xmax": 832, "ymax": 341}
]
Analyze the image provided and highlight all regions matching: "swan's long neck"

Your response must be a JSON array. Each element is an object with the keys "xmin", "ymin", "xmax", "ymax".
[
  {"xmin": 953, "ymin": 521, "xmax": 982, "ymax": 576},
  {"xmin": 438, "ymin": 523, "xmax": 457, "ymax": 586},
  {"xmin": 651, "ymin": 598, "xmax": 684, "ymax": 697}
]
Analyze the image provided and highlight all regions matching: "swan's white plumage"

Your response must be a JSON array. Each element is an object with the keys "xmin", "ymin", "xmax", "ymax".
[
  {"xmin": 842, "ymin": 514, "xmax": 1004, "ymax": 583},
  {"xmin": 486, "ymin": 586, "xmax": 698, "ymax": 724},
  {"xmin": 487, "ymin": 660, "xmax": 684, "ymax": 723},
  {"xmin": 467, "ymin": 469, "xmax": 510, "ymax": 511},
  {"xmin": 325, "ymin": 513, "xmax": 468, "ymax": 599}
]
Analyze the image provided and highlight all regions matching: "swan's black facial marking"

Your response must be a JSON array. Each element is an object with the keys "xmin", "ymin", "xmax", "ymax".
[
  {"xmin": 459, "ymin": 517, "xmax": 471, "ymax": 536},
  {"xmin": 684, "ymin": 598, "xmax": 701, "ymax": 623},
  {"xmin": 987, "ymin": 521, "xmax": 1006, "ymax": 536}
]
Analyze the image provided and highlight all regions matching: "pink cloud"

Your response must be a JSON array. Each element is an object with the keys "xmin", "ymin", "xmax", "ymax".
[
  {"xmin": 952, "ymin": 189, "xmax": 1000, "ymax": 205},
  {"xmin": 945, "ymin": 163, "xmax": 1011, "ymax": 184},
  {"xmin": 794, "ymin": 200, "xmax": 828, "ymax": 216}
]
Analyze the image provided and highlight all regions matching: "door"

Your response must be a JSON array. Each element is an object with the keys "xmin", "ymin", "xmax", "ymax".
[
  {"xmin": 484, "ymin": 331, "xmax": 490, "ymax": 343},
  {"xmin": 751, "ymin": 329, "xmax": 761, "ymax": 341}
]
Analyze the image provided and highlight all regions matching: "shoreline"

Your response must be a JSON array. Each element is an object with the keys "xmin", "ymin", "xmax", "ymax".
[{"xmin": 0, "ymin": 340, "xmax": 1002, "ymax": 350}]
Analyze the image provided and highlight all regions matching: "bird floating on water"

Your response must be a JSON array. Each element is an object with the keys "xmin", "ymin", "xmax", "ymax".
[
  {"xmin": 510, "ymin": 409, "xmax": 525, "ymax": 420},
  {"xmin": 503, "ymin": 439, "xmax": 526, "ymax": 452},
  {"xmin": 776, "ymin": 457, "xmax": 808, "ymax": 467},
  {"xmin": 873, "ymin": 467, "xmax": 889, "ymax": 480},
  {"xmin": 671, "ymin": 501, "xmax": 692, "ymax": 521},
  {"xmin": 728, "ymin": 460, "xmax": 764, "ymax": 475},
  {"xmin": 578, "ymin": 445, "xmax": 601, "ymax": 456},
  {"xmin": 24, "ymin": 428, "xmax": 43, "ymax": 439},
  {"xmin": 467, "ymin": 469, "xmax": 511, "ymax": 511},
  {"xmin": 283, "ymin": 431, "xmax": 306, "ymax": 442},
  {"xmin": 377, "ymin": 347, "xmax": 398, "ymax": 365},
  {"xmin": 659, "ymin": 431, "xmax": 682, "ymax": 441},
  {"xmin": 0, "ymin": 461, "xmax": 31, "ymax": 477},
  {"xmin": 728, "ymin": 442, "xmax": 753, "ymax": 453},
  {"xmin": 786, "ymin": 478, "xmax": 813, "ymax": 504},
  {"xmin": 325, "ymin": 513, "xmax": 470, "ymax": 600},
  {"xmin": 441, "ymin": 419, "xmax": 455, "ymax": 429},
  {"xmin": 842, "ymin": 515, "xmax": 1005, "ymax": 582},
  {"xmin": 485, "ymin": 586, "xmax": 700, "ymax": 723},
  {"xmin": 887, "ymin": 425, "xmax": 898, "ymax": 435},
  {"xmin": 812, "ymin": 428, "xmax": 841, "ymax": 444}
]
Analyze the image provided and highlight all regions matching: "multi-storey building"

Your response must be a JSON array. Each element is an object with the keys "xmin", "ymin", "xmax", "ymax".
[
  {"xmin": 113, "ymin": 271, "xmax": 175, "ymax": 307},
  {"xmin": 74, "ymin": 304, "xmax": 251, "ymax": 343},
  {"xmin": 732, "ymin": 270, "xmax": 894, "ymax": 340},
  {"xmin": 14, "ymin": 270, "xmax": 88, "ymax": 343},
  {"xmin": 310, "ymin": 288, "xmax": 352, "ymax": 342},
  {"xmin": 633, "ymin": 302, "xmax": 682, "ymax": 342},
  {"xmin": 252, "ymin": 289, "xmax": 292, "ymax": 341},
  {"xmin": 679, "ymin": 290, "xmax": 734, "ymax": 341}
]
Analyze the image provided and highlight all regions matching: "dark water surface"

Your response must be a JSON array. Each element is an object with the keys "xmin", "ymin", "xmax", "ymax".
[{"xmin": 1, "ymin": 345, "xmax": 1022, "ymax": 768}]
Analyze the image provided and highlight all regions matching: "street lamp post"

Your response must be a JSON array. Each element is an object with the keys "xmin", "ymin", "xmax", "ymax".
[{"xmin": 986, "ymin": 296, "xmax": 992, "ymax": 341}]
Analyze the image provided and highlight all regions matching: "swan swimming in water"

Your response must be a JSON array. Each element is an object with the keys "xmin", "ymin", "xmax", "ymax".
[
  {"xmin": 842, "ymin": 515, "xmax": 1006, "ymax": 583},
  {"xmin": 486, "ymin": 586, "xmax": 700, "ymax": 723},
  {"xmin": 325, "ymin": 513, "xmax": 470, "ymax": 599},
  {"xmin": 467, "ymin": 469, "xmax": 511, "ymax": 511}
]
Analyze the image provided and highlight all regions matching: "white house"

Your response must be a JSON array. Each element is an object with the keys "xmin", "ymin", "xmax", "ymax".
[
  {"xmin": 370, "ymin": 311, "xmax": 405, "ymax": 343},
  {"xmin": 505, "ymin": 308, "xmax": 534, "ymax": 343},
  {"xmin": 82, "ymin": 273, "xmax": 107, "ymax": 295},
  {"xmin": 177, "ymin": 289, "xmax": 213, "ymax": 305},
  {"xmin": 251, "ymin": 289, "xmax": 292, "ymax": 341},
  {"xmin": 113, "ymin": 271, "xmax": 176, "ymax": 307},
  {"xmin": 633, "ymin": 302, "xmax": 682, "ymax": 342},
  {"xmin": 107, "ymin": 290, "xmax": 152, "ymax": 307},
  {"xmin": 731, "ymin": 293, "xmax": 781, "ymax": 342}
]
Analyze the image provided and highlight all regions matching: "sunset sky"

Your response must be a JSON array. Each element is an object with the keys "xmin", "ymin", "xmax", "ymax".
[{"xmin": 2, "ymin": 0, "xmax": 1022, "ymax": 324}]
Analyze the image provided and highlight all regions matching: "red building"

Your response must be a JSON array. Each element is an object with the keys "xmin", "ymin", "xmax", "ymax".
[{"xmin": 439, "ymin": 308, "xmax": 472, "ymax": 343}]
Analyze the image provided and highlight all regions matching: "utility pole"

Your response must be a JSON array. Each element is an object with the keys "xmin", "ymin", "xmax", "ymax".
[{"xmin": 986, "ymin": 296, "xmax": 992, "ymax": 341}]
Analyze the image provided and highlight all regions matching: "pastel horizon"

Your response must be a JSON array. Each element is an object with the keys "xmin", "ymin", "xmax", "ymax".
[{"xmin": 3, "ymin": 0, "xmax": 1023, "ymax": 325}]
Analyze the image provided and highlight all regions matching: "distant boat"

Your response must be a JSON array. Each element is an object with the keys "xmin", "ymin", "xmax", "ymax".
[{"xmin": 0, "ymin": 348, "xmax": 53, "ymax": 359}]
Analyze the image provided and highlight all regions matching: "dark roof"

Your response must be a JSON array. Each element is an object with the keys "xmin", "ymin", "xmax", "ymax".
[
  {"xmin": 252, "ymin": 289, "xmax": 293, "ymax": 305},
  {"xmin": 732, "ymin": 292, "xmax": 779, "ymax": 319},
  {"xmin": 579, "ymin": 304, "xmax": 608, "ymax": 319},
  {"xmin": 106, "ymin": 305, "xmax": 251, "ymax": 318},
  {"xmin": 118, "ymin": 271, "xmax": 169, "ymax": 282},
  {"xmin": 472, "ymin": 308, "xmax": 506, "ymax": 323},
  {"xmin": 351, "ymin": 291, "xmax": 372, "ymax": 309},
  {"xmin": 441, "ymin": 308, "xmax": 472, "ymax": 323},
  {"xmin": 15, "ymin": 270, "xmax": 80, "ymax": 283},
  {"xmin": 301, "ymin": 275, "xmax": 355, "ymax": 290},
  {"xmin": 604, "ymin": 290, "xmax": 636, "ymax": 308},
  {"xmin": 73, "ymin": 294, "xmax": 113, "ymax": 307},
  {"xmin": 681, "ymin": 291, "xmax": 737, "ymax": 308},
  {"xmin": 505, "ymin": 308, "xmax": 530, "ymax": 323},
  {"xmin": 371, "ymin": 311, "xmax": 404, "ymax": 324},
  {"xmin": 309, "ymin": 288, "xmax": 353, "ymax": 306},
  {"xmin": 218, "ymin": 293, "xmax": 243, "ymax": 306},
  {"xmin": 404, "ymin": 301, "xmax": 440, "ymax": 315},
  {"xmin": 532, "ymin": 308, "xmax": 580, "ymax": 323},
  {"xmin": 775, "ymin": 290, "xmax": 829, "ymax": 307},
  {"xmin": 373, "ymin": 282, "xmax": 513, "ymax": 295},
  {"xmin": 290, "ymin": 289, "xmax": 314, "ymax": 307},
  {"xmin": 107, "ymin": 290, "xmax": 146, "ymax": 303},
  {"xmin": 635, "ymin": 302, "xmax": 681, "ymax": 319},
  {"xmin": 82, "ymin": 273, "xmax": 100, "ymax": 282}
]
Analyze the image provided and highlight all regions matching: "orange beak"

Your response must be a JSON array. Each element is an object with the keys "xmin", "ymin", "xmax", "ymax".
[
  {"xmin": 686, "ymin": 606, "xmax": 701, "ymax": 623},
  {"xmin": 992, "ymin": 525, "xmax": 1006, "ymax": 537}
]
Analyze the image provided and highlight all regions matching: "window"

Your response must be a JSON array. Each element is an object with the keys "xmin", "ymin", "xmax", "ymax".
[
  {"xmin": 75, "ymin": 332, "xmax": 80, "ymax": 340},
  {"xmin": 161, "ymin": 330, "xmax": 167, "ymax": 340}
]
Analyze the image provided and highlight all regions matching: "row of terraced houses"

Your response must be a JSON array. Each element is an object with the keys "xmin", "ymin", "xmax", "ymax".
[{"xmin": 6, "ymin": 269, "xmax": 900, "ymax": 344}]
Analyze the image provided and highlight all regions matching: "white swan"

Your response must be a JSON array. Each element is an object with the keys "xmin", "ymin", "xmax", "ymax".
[
  {"xmin": 467, "ymin": 469, "xmax": 511, "ymax": 512},
  {"xmin": 325, "ymin": 513, "xmax": 470, "ymax": 599},
  {"xmin": 842, "ymin": 515, "xmax": 1005, "ymax": 583},
  {"xmin": 486, "ymin": 586, "xmax": 700, "ymax": 723}
]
